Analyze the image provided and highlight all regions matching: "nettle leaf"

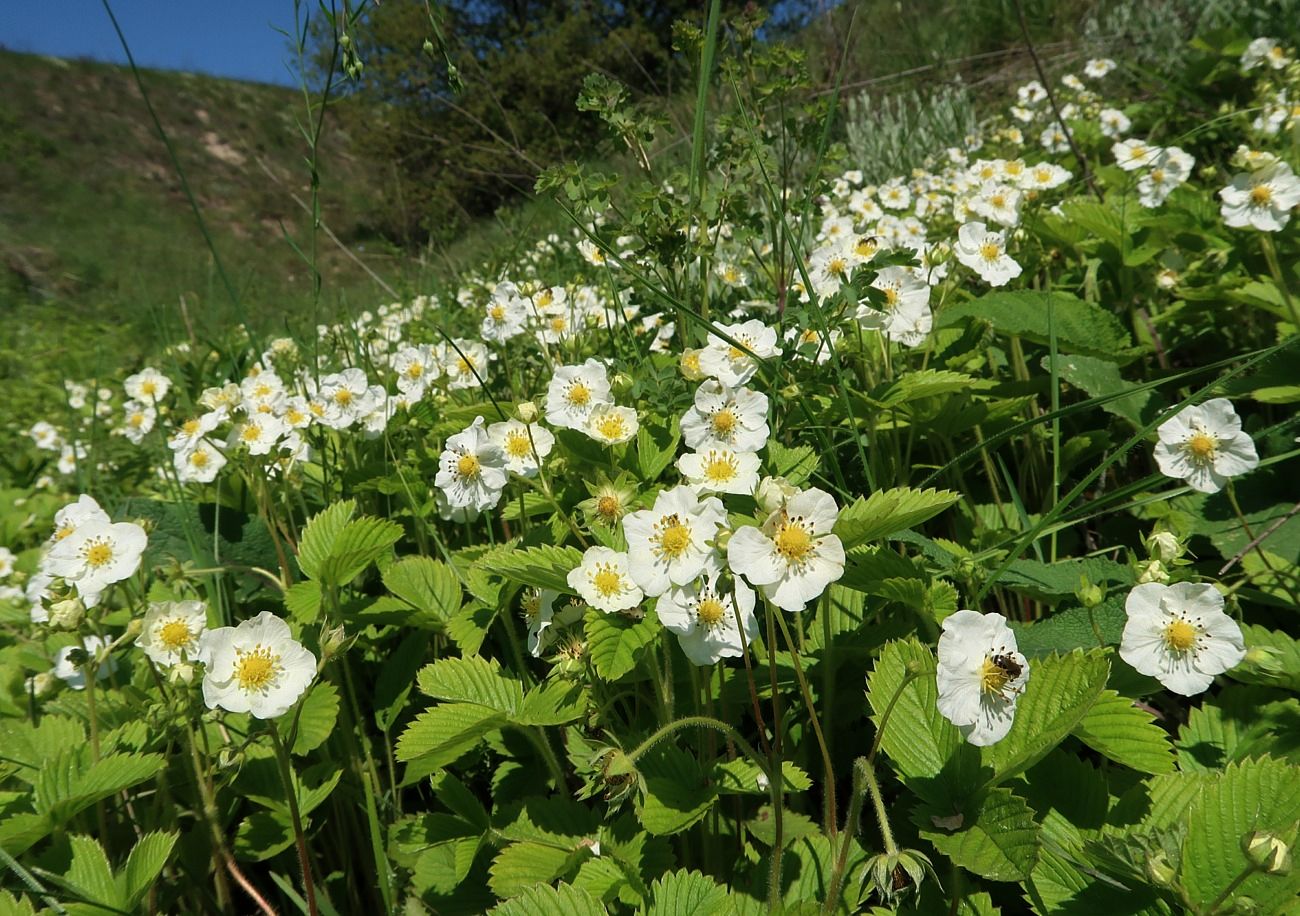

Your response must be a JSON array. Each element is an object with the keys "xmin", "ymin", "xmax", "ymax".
[
  {"xmin": 865, "ymin": 638, "xmax": 977, "ymax": 806},
  {"xmin": 478, "ymin": 543, "xmax": 585, "ymax": 595},
  {"xmin": 1042, "ymin": 353, "xmax": 1154, "ymax": 427},
  {"xmin": 283, "ymin": 681, "xmax": 340, "ymax": 755},
  {"xmin": 382, "ymin": 555, "xmax": 462, "ymax": 626},
  {"xmin": 835, "ymin": 487, "xmax": 960, "ymax": 548},
  {"xmin": 982, "ymin": 651, "xmax": 1109, "ymax": 786},
  {"xmin": 918, "ymin": 787, "xmax": 1040, "ymax": 882},
  {"xmin": 1072, "ymin": 688, "xmax": 1175, "ymax": 775},
  {"xmin": 638, "ymin": 745, "xmax": 717, "ymax": 836},
  {"xmin": 997, "ymin": 558, "xmax": 1134, "ymax": 603},
  {"xmin": 587, "ymin": 608, "xmax": 661, "ymax": 682},
  {"xmin": 486, "ymin": 881, "xmax": 607, "ymax": 915},
  {"xmin": 1182, "ymin": 757, "xmax": 1300, "ymax": 913},
  {"xmin": 416, "ymin": 655, "xmax": 524, "ymax": 715},
  {"xmin": 647, "ymin": 869, "xmax": 731, "ymax": 915},
  {"xmin": 938, "ymin": 290, "xmax": 1132, "ymax": 357}
]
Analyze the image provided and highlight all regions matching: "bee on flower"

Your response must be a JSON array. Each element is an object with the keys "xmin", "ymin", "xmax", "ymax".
[{"xmin": 935, "ymin": 610, "xmax": 1029, "ymax": 746}]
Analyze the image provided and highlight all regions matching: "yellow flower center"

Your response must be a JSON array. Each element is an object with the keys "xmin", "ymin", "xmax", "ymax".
[
  {"xmin": 286, "ymin": 408, "xmax": 306, "ymax": 426},
  {"xmin": 595, "ymin": 413, "xmax": 627, "ymax": 441},
  {"xmin": 774, "ymin": 521, "xmax": 812, "ymax": 563},
  {"xmin": 990, "ymin": 193, "xmax": 1006, "ymax": 208},
  {"xmin": 1251, "ymin": 184, "xmax": 1273, "ymax": 206},
  {"xmin": 457, "ymin": 454, "xmax": 481, "ymax": 479},
  {"xmin": 84, "ymin": 540, "xmax": 114, "ymax": 568},
  {"xmin": 1130, "ymin": 145, "xmax": 1148, "ymax": 161},
  {"xmin": 711, "ymin": 409, "xmax": 737, "ymax": 437},
  {"xmin": 592, "ymin": 565, "xmax": 624, "ymax": 598},
  {"xmin": 158, "ymin": 619, "xmax": 193, "ymax": 651},
  {"xmin": 235, "ymin": 645, "xmax": 280, "ymax": 692},
  {"xmin": 128, "ymin": 412, "xmax": 145, "ymax": 428},
  {"xmin": 855, "ymin": 238, "xmax": 878, "ymax": 258},
  {"xmin": 490, "ymin": 304, "xmax": 506, "ymax": 320},
  {"xmin": 522, "ymin": 593, "xmax": 542, "ymax": 620},
  {"xmin": 697, "ymin": 597, "xmax": 727, "ymax": 627},
  {"xmin": 333, "ymin": 389, "xmax": 353, "ymax": 407},
  {"xmin": 979, "ymin": 656, "xmax": 1011, "ymax": 695},
  {"xmin": 724, "ymin": 266, "xmax": 740, "ymax": 282},
  {"xmin": 505, "ymin": 430, "xmax": 532, "ymax": 458},
  {"xmin": 979, "ymin": 241, "xmax": 1002, "ymax": 263},
  {"xmin": 405, "ymin": 363, "xmax": 424, "ymax": 380},
  {"xmin": 1163, "ymin": 618, "xmax": 1197, "ymax": 653},
  {"xmin": 567, "ymin": 382, "xmax": 591, "ymax": 407},
  {"xmin": 656, "ymin": 517, "xmax": 693, "ymax": 559},
  {"xmin": 1151, "ymin": 168, "xmax": 1166, "ymax": 183},
  {"xmin": 253, "ymin": 383, "xmax": 273, "ymax": 398},
  {"xmin": 596, "ymin": 495, "xmax": 621, "ymax": 521},
  {"xmin": 191, "ymin": 450, "xmax": 210, "ymax": 468},
  {"xmin": 882, "ymin": 286, "xmax": 899, "ymax": 306},
  {"xmin": 1186, "ymin": 431, "xmax": 1218, "ymax": 461},
  {"xmin": 681, "ymin": 352, "xmax": 701, "ymax": 375},
  {"xmin": 550, "ymin": 316, "xmax": 567, "ymax": 333},
  {"xmin": 457, "ymin": 357, "xmax": 475, "ymax": 376},
  {"xmin": 240, "ymin": 424, "xmax": 262, "ymax": 443},
  {"xmin": 703, "ymin": 452, "xmax": 738, "ymax": 483},
  {"xmin": 828, "ymin": 257, "xmax": 848, "ymax": 278},
  {"xmin": 537, "ymin": 289, "xmax": 554, "ymax": 308},
  {"xmin": 141, "ymin": 380, "xmax": 158, "ymax": 396}
]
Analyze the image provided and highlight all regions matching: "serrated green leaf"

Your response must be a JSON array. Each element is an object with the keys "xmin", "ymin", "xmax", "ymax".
[
  {"xmin": 713, "ymin": 759, "xmax": 810, "ymax": 795},
  {"xmin": 647, "ymin": 869, "xmax": 732, "ymax": 915},
  {"xmin": 1009, "ymin": 599, "xmax": 1126, "ymax": 656},
  {"xmin": 119, "ymin": 832, "xmax": 178, "ymax": 908},
  {"xmin": 871, "ymin": 369, "xmax": 989, "ymax": 407},
  {"xmin": 283, "ymin": 580, "xmax": 323, "ymax": 624},
  {"xmin": 477, "ymin": 543, "xmax": 585, "ymax": 594},
  {"xmin": 638, "ymin": 746, "xmax": 716, "ymax": 836},
  {"xmin": 64, "ymin": 835, "xmax": 120, "ymax": 908},
  {"xmin": 1042, "ymin": 353, "xmax": 1154, "ymax": 427},
  {"xmin": 1230, "ymin": 623, "xmax": 1300, "ymax": 690},
  {"xmin": 1182, "ymin": 757, "xmax": 1300, "ymax": 912},
  {"xmin": 33, "ymin": 750, "xmax": 165, "ymax": 824},
  {"xmin": 396, "ymin": 703, "xmax": 505, "ymax": 775},
  {"xmin": 280, "ymin": 681, "xmax": 339, "ymax": 755},
  {"xmin": 1073, "ymin": 689, "xmax": 1174, "ymax": 775},
  {"xmin": 587, "ymin": 608, "xmax": 660, "ymax": 682},
  {"xmin": 416, "ymin": 655, "xmax": 524, "ymax": 714},
  {"xmin": 515, "ymin": 679, "xmax": 587, "ymax": 726},
  {"xmin": 637, "ymin": 418, "xmax": 680, "ymax": 482},
  {"xmin": 982, "ymin": 651, "xmax": 1109, "ymax": 786},
  {"xmin": 919, "ymin": 787, "xmax": 1040, "ymax": 881},
  {"xmin": 297, "ymin": 500, "xmax": 403, "ymax": 587},
  {"xmin": 1176, "ymin": 687, "xmax": 1300, "ymax": 771},
  {"xmin": 939, "ymin": 290, "xmax": 1131, "ymax": 357},
  {"xmin": 375, "ymin": 632, "xmax": 431, "ymax": 732},
  {"xmin": 234, "ymin": 810, "xmax": 294, "ymax": 861},
  {"xmin": 486, "ymin": 881, "xmax": 607, "ymax": 915},
  {"xmin": 297, "ymin": 500, "xmax": 356, "ymax": 581},
  {"xmin": 767, "ymin": 441, "xmax": 819, "ymax": 486},
  {"xmin": 998, "ymin": 558, "xmax": 1134, "ymax": 602},
  {"xmin": 382, "ymin": 555, "xmax": 462, "ymax": 626},
  {"xmin": 835, "ymin": 487, "xmax": 960, "ymax": 548},
  {"xmin": 488, "ymin": 842, "xmax": 587, "ymax": 899}
]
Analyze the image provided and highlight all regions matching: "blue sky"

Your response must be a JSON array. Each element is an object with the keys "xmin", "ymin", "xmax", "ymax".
[{"xmin": 1, "ymin": 0, "xmax": 303, "ymax": 86}]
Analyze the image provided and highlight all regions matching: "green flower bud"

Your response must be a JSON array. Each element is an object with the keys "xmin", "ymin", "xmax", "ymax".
[
  {"xmin": 517, "ymin": 400, "xmax": 539, "ymax": 423},
  {"xmin": 1243, "ymin": 831, "xmax": 1292, "ymax": 875},
  {"xmin": 754, "ymin": 476, "xmax": 796, "ymax": 515},
  {"xmin": 1145, "ymin": 849, "xmax": 1177, "ymax": 887}
]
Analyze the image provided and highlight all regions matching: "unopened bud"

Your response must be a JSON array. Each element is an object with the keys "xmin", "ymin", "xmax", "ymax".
[
  {"xmin": 1076, "ymin": 581, "xmax": 1104, "ymax": 609},
  {"xmin": 322, "ymin": 624, "xmax": 347, "ymax": 659},
  {"xmin": 422, "ymin": 38, "xmax": 434, "ymax": 55},
  {"xmin": 1145, "ymin": 849, "xmax": 1177, "ymax": 887},
  {"xmin": 1136, "ymin": 558, "xmax": 1169, "ymax": 584},
  {"xmin": 611, "ymin": 372, "xmax": 634, "ymax": 397},
  {"xmin": 1243, "ymin": 645, "xmax": 1284, "ymax": 678},
  {"xmin": 517, "ymin": 401, "xmax": 539, "ymax": 423},
  {"xmin": 47, "ymin": 596, "xmax": 86, "ymax": 630},
  {"xmin": 25, "ymin": 672, "xmax": 57, "ymax": 698},
  {"xmin": 755, "ymin": 476, "xmax": 797, "ymax": 515},
  {"xmin": 1145, "ymin": 530, "xmax": 1181, "ymax": 562},
  {"xmin": 1243, "ymin": 831, "xmax": 1292, "ymax": 875},
  {"xmin": 169, "ymin": 661, "xmax": 196, "ymax": 686}
]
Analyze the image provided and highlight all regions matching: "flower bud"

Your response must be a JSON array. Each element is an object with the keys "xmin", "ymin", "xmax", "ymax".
[
  {"xmin": 1145, "ymin": 530, "xmax": 1181, "ymax": 562},
  {"xmin": 1243, "ymin": 831, "xmax": 1292, "ymax": 875},
  {"xmin": 517, "ymin": 400, "xmax": 539, "ymax": 423},
  {"xmin": 322, "ymin": 624, "xmax": 348, "ymax": 660},
  {"xmin": 24, "ymin": 672, "xmax": 57, "ymax": 698},
  {"xmin": 1242, "ymin": 645, "xmax": 1284, "ymax": 679},
  {"xmin": 1136, "ymin": 559, "xmax": 1170, "ymax": 584},
  {"xmin": 611, "ymin": 372, "xmax": 634, "ymax": 397},
  {"xmin": 1076, "ymin": 580, "xmax": 1104, "ymax": 609},
  {"xmin": 47, "ymin": 596, "xmax": 86, "ymax": 630},
  {"xmin": 422, "ymin": 38, "xmax": 434, "ymax": 55},
  {"xmin": 1145, "ymin": 849, "xmax": 1177, "ymax": 887},
  {"xmin": 754, "ymin": 476, "xmax": 796, "ymax": 515},
  {"xmin": 169, "ymin": 661, "xmax": 196, "ymax": 686}
]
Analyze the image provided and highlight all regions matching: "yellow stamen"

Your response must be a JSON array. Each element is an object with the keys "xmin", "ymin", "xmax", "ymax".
[
  {"xmin": 697, "ymin": 597, "xmax": 727, "ymax": 627},
  {"xmin": 235, "ymin": 645, "xmax": 280, "ymax": 691},
  {"xmin": 158, "ymin": 620, "xmax": 193, "ymax": 651},
  {"xmin": 1164, "ymin": 619, "xmax": 1197, "ymax": 652}
]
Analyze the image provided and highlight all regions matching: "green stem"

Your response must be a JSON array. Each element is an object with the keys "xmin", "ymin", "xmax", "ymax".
[
  {"xmin": 270, "ymin": 726, "xmax": 320, "ymax": 916},
  {"xmin": 1259, "ymin": 233, "xmax": 1299, "ymax": 327},
  {"xmin": 822, "ymin": 758, "xmax": 871, "ymax": 915},
  {"xmin": 1203, "ymin": 862, "xmax": 1258, "ymax": 915},
  {"xmin": 861, "ymin": 760, "xmax": 897, "ymax": 856}
]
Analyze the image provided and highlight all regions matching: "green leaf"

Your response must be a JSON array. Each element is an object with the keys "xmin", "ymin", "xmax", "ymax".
[
  {"xmin": 234, "ymin": 811, "xmax": 294, "ymax": 861},
  {"xmin": 486, "ymin": 881, "xmax": 607, "ymax": 915},
  {"xmin": 835, "ymin": 487, "xmax": 961, "ymax": 548},
  {"xmin": 767, "ymin": 441, "xmax": 819, "ymax": 486},
  {"xmin": 1072, "ymin": 689, "xmax": 1175, "ymax": 775},
  {"xmin": 1230, "ymin": 623, "xmax": 1300, "ymax": 690},
  {"xmin": 938, "ymin": 291, "xmax": 1131, "ymax": 357},
  {"xmin": 283, "ymin": 580, "xmax": 323, "ymax": 624},
  {"xmin": 870, "ymin": 369, "xmax": 990, "ymax": 407},
  {"xmin": 1042, "ymin": 353, "xmax": 1154, "ymax": 427},
  {"xmin": 477, "ymin": 543, "xmax": 585, "ymax": 595},
  {"xmin": 283, "ymin": 682, "xmax": 340, "ymax": 755},
  {"xmin": 63, "ymin": 835, "xmax": 120, "ymax": 908},
  {"xmin": 919, "ymin": 787, "xmax": 1040, "ymax": 882},
  {"xmin": 395, "ymin": 703, "xmax": 505, "ymax": 775},
  {"xmin": 982, "ymin": 651, "xmax": 1109, "ymax": 786},
  {"xmin": 1009, "ymin": 600, "xmax": 1127, "ymax": 656},
  {"xmin": 866, "ymin": 638, "xmax": 974, "ymax": 806},
  {"xmin": 297, "ymin": 500, "xmax": 356, "ymax": 580},
  {"xmin": 586, "ymin": 608, "xmax": 660, "ymax": 681},
  {"xmin": 647, "ymin": 869, "xmax": 731, "ymax": 915},
  {"xmin": 119, "ymin": 832, "xmax": 178, "ymax": 908},
  {"xmin": 516, "ymin": 679, "xmax": 587, "ymax": 726},
  {"xmin": 1176, "ymin": 687, "xmax": 1300, "ymax": 771},
  {"xmin": 713, "ymin": 759, "xmax": 810, "ymax": 795},
  {"xmin": 375, "ymin": 632, "xmax": 431, "ymax": 732},
  {"xmin": 382, "ymin": 555, "xmax": 462, "ymax": 626},
  {"xmin": 1182, "ymin": 757, "xmax": 1300, "ymax": 912},
  {"xmin": 638, "ymin": 745, "xmax": 717, "ymax": 836},
  {"xmin": 297, "ymin": 500, "xmax": 403, "ymax": 586},
  {"xmin": 637, "ymin": 417, "xmax": 680, "ymax": 482},
  {"xmin": 416, "ymin": 655, "xmax": 524, "ymax": 714},
  {"xmin": 488, "ymin": 842, "xmax": 588, "ymax": 899},
  {"xmin": 33, "ymin": 750, "xmax": 165, "ymax": 824},
  {"xmin": 997, "ymin": 559, "xmax": 1133, "ymax": 602}
]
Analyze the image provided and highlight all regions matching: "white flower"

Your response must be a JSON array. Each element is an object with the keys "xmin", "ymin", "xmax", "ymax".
[
  {"xmin": 1113, "ymin": 139, "xmax": 1162, "ymax": 172},
  {"xmin": 124, "ymin": 367, "xmax": 171, "ymax": 402},
  {"xmin": 200, "ymin": 611, "xmax": 317, "ymax": 718},
  {"xmin": 954, "ymin": 222, "xmax": 1022, "ymax": 287},
  {"xmin": 121, "ymin": 401, "xmax": 157, "ymax": 445},
  {"xmin": 681, "ymin": 381, "xmax": 769, "ymax": 453},
  {"xmin": 567, "ymin": 546, "xmax": 643, "ymax": 613},
  {"xmin": 860, "ymin": 266, "xmax": 932, "ymax": 347},
  {"xmin": 174, "ymin": 440, "xmax": 227, "ymax": 483},
  {"xmin": 1039, "ymin": 125, "xmax": 1070, "ymax": 154},
  {"xmin": 438, "ymin": 339, "xmax": 491, "ymax": 390},
  {"xmin": 488, "ymin": 419, "xmax": 554, "ymax": 477},
  {"xmin": 521, "ymin": 588, "xmax": 558, "ymax": 656},
  {"xmin": 49, "ymin": 494, "xmax": 110, "ymax": 544},
  {"xmin": 807, "ymin": 239, "xmax": 858, "ymax": 300},
  {"xmin": 481, "ymin": 283, "xmax": 530, "ymax": 343},
  {"xmin": 716, "ymin": 262, "xmax": 749, "ymax": 288},
  {"xmin": 970, "ymin": 182, "xmax": 1022, "ymax": 227},
  {"xmin": 658, "ymin": 571, "xmax": 758, "ymax": 666},
  {"xmin": 435, "ymin": 416, "xmax": 508, "ymax": 512},
  {"xmin": 1120, "ymin": 582, "xmax": 1245, "ymax": 695},
  {"xmin": 0, "ymin": 547, "xmax": 14, "ymax": 579},
  {"xmin": 623, "ymin": 486, "xmax": 727, "ymax": 597},
  {"xmin": 1084, "ymin": 57, "xmax": 1116, "ymax": 78},
  {"xmin": 52, "ymin": 634, "xmax": 117, "ymax": 690},
  {"xmin": 316, "ymin": 368, "xmax": 372, "ymax": 429},
  {"xmin": 392, "ymin": 344, "xmax": 439, "ymax": 396},
  {"xmin": 879, "ymin": 180, "xmax": 911, "ymax": 210},
  {"xmin": 138, "ymin": 600, "xmax": 208, "ymax": 667},
  {"xmin": 1153, "ymin": 398, "xmax": 1258, "ymax": 493},
  {"xmin": 1099, "ymin": 108, "xmax": 1130, "ymax": 138},
  {"xmin": 29, "ymin": 420, "xmax": 62, "ymax": 451},
  {"xmin": 936, "ymin": 610, "xmax": 1029, "ymax": 747},
  {"xmin": 785, "ymin": 326, "xmax": 840, "ymax": 364},
  {"xmin": 1219, "ymin": 162, "xmax": 1300, "ymax": 232},
  {"xmin": 676, "ymin": 447, "xmax": 761, "ymax": 495},
  {"xmin": 45, "ymin": 519, "xmax": 148, "ymax": 607},
  {"xmin": 1242, "ymin": 37, "xmax": 1290, "ymax": 71},
  {"xmin": 546, "ymin": 359, "xmax": 612, "ymax": 431},
  {"xmin": 240, "ymin": 372, "xmax": 287, "ymax": 414},
  {"xmin": 169, "ymin": 408, "xmax": 228, "ymax": 452},
  {"xmin": 727, "ymin": 487, "xmax": 845, "ymax": 613},
  {"xmin": 231, "ymin": 415, "xmax": 288, "ymax": 456},
  {"xmin": 698, "ymin": 319, "xmax": 781, "ymax": 387},
  {"xmin": 586, "ymin": 405, "xmax": 639, "ymax": 446}
]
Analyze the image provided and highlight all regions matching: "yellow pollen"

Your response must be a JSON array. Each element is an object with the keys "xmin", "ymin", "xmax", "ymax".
[
  {"xmin": 1164, "ymin": 618, "xmax": 1197, "ymax": 652},
  {"xmin": 56, "ymin": 525, "xmax": 75, "ymax": 541},
  {"xmin": 1251, "ymin": 184, "xmax": 1273, "ymax": 205},
  {"xmin": 774, "ymin": 521, "xmax": 812, "ymax": 562},
  {"xmin": 724, "ymin": 267, "xmax": 740, "ymax": 282},
  {"xmin": 979, "ymin": 241, "xmax": 1002, "ymax": 262},
  {"xmin": 703, "ymin": 453, "xmax": 738, "ymax": 483},
  {"xmin": 141, "ymin": 380, "xmax": 157, "ymax": 395},
  {"xmin": 84, "ymin": 541, "xmax": 114, "ymax": 568},
  {"xmin": 596, "ymin": 414, "xmax": 626, "ymax": 440},
  {"xmin": 191, "ymin": 450, "xmax": 210, "ymax": 468},
  {"xmin": 682, "ymin": 352, "xmax": 701, "ymax": 375},
  {"xmin": 490, "ymin": 305, "xmax": 506, "ymax": 320},
  {"xmin": 592, "ymin": 566, "xmax": 623, "ymax": 598},
  {"xmin": 979, "ymin": 657, "xmax": 1011, "ymax": 695},
  {"xmin": 596, "ymin": 495, "xmax": 620, "ymax": 520},
  {"xmin": 240, "ymin": 424, "xmax": 262, "ymax": 443},
  {"xmin": 287, "ymin": 408, "xmax": 306, "ymax": 425},
  {"xmin": 522, "ymin": 594, "xmax": 542, "ymax": 619},
  {"xmin": 309, "ymin": 402, "xmax": 326, "ymax": 417},
  {"xmin": 657, "ymin": 518, "xmax": 692, "ymax": 559},
  {"xmin": 129, "ymin": 413, "xmax": 145, "ymax": 427},
  {"xmin": 550, "ymin": 316, "xmax": 567, "ymax": 333},
  {"xmin": 711, "ymin": 409, "xmax": 737, "ymax": 437},
  {"xmin": 505, "ymin": 431, "xmax": 532, "ymax": 458},
  {"xmin": 333, "ymin": 390, "xmax": 353, "ymax": 406},
  {"xmin": 828, "ymin": 257, "xmax": 848, "ymax": 277},
  {"xmin": 1151, "ymin": 169, "xmax": 1166, "ymax": 183},
  {"xmin": 158, "ymin": 619, "xmax": 193, "ymax": 651},
  {"xmin": 254, "ymin": 383, "xmax": 272, "ymax": 398},
  {"xmin": 457, "ymin": 357, "xmax": 475, "ymax": 375},
  {"xmin": 697, "ymin": 597, "xmax": 727, "ymax": 627},
  {"xmin": 991, "ymin": 194, "xmax": 1006, "ymax": 208},
  {"xmin": 234, "ymin": 645, "xmax": 280, "ymax": 691},
  {"xmin": 456, "ymin": 454, "xmax": 481, "ymax": 478},
  {"xmin": 1186, "ymin": 432, "xmax": 1218, "ymax": 461},
  {"xmin": 256, "ymin": 403, "xmax": 273, "ymax": 414},
  {"xmin": 405, "ymin": 363, "xmax": 424, "ymax": 379},
  {"xmin": 882, "ymin": 286, "xmax": 899, "ymax": 306},
  {"xmin": 537, "ymin": 290, "xmax": 554, "ymax": 308},
  {"xmin": 856, "ymin": 238, "xmax": 877, "ymax": 257},
  {"xmin": 1130, "ymin": 145, "xmax": 1147, "ymax": 161},
  {"xmin": 566, "ymin": 382, "xmax": 591, "ymax": 407}
]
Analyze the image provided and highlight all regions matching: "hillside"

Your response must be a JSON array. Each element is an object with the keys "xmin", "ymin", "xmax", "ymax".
[{"xmin": 0, "ymin": 51, "xmax": 398, "ymax": 363}]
